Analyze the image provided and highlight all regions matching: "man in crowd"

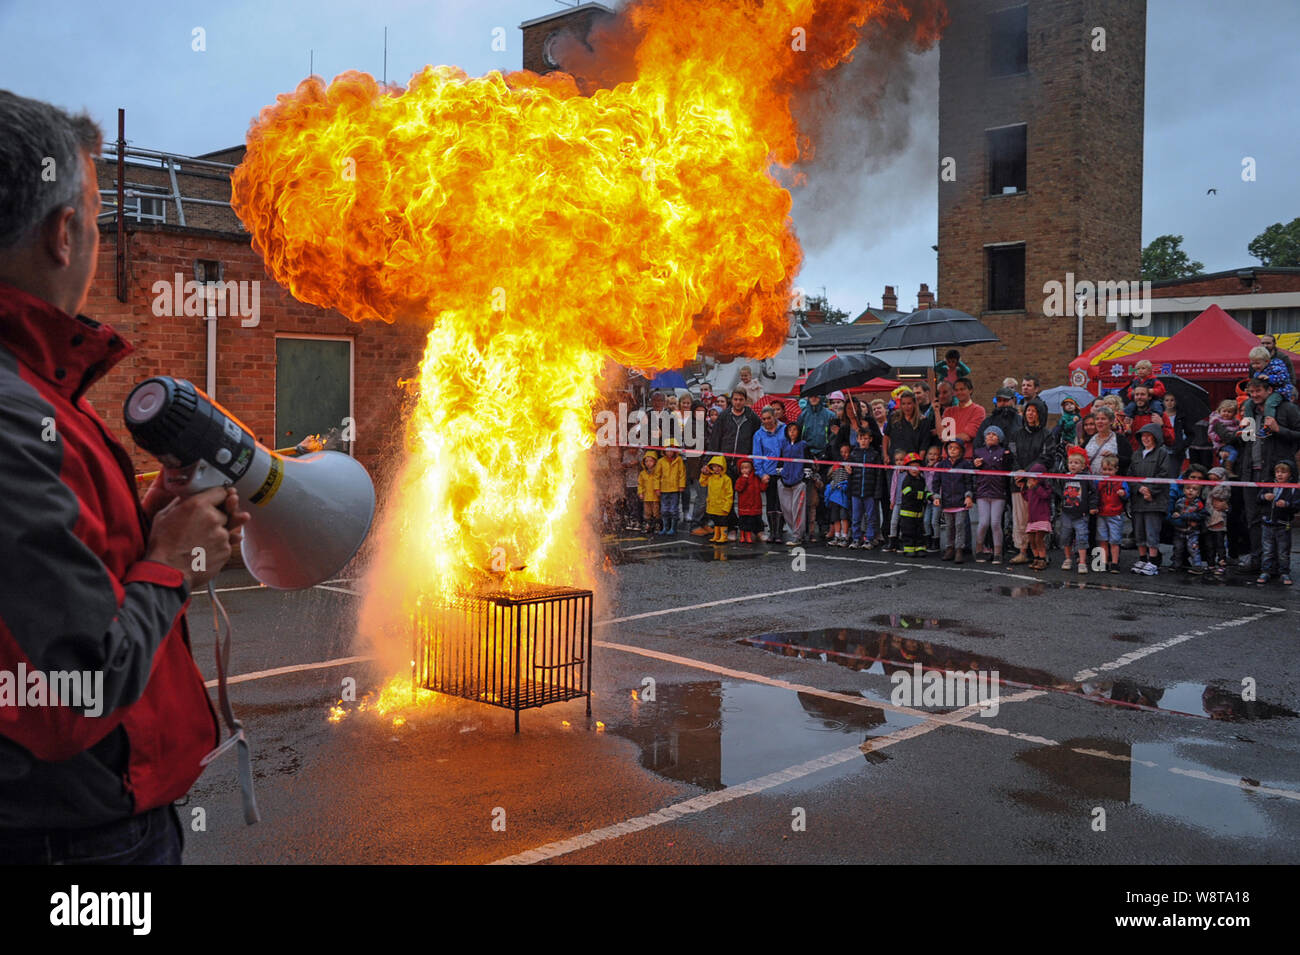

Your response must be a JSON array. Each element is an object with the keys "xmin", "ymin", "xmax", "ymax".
[
  {"xmin": 1128, "ymin": 384, "xmax": 1174, "ymax": 450},
  {"xmin": 976, "ymin": 386, "xmax": 1021, "ymax": 447},
  {"xmin": 1019, "ymin": 374, "xmax": 1041, "ymax": 408},
  {"xmin": 707, "ymin": 388, "xmax": 761, "ymax": 539},
  {"xmin": 0, "ymin": 91, "xmax": 249, "ymax": 863},
  {"xmin": 941, "ymin": 377, "xmax": 986, "ymax": 459},
  {"xmin": 1234, "ymin": 374, "xmax": 1300, "ymax": 570},
  {"xmin": 797, "ymin": 392, "xmax": 835, "ymax": 460}
]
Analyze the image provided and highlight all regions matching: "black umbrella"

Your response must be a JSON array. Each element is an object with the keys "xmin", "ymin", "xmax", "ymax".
[
  {"xmin": 800, "ymin": 353, "xmax": 893, "ymax": 397},
  {"xmin": 868, "ymin": 307, "xmax": 999, "ymax": 352},
  {"xmin": 1156, "ymin": 375, "xmax": 1210, "ymax": 425}
]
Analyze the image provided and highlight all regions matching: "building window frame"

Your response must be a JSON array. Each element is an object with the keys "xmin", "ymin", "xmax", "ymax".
[
  {"xmin": 273, "ymin": 333, "xmax": 357, "ymax": 457},
  {"xmin": 986, "ymin": 123, "xmax": 1028, "ymax": 196},
  {"xmin": 984, "ymin": 242, "xmax": 1027, "ymax": 313},
  {"xmin": 988, "ymin": 4, "xmax": 1029, "ymax": 77}
]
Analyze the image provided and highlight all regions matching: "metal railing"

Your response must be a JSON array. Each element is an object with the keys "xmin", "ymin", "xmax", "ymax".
[{"xmin": 97, "ymin": 144, "xmax": 239, "ymax": 229}]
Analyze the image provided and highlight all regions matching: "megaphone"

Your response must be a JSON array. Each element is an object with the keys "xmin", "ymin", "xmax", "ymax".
[{"xmin": 124, "ymin": 377, "xmax": 375, "ymax": 590}]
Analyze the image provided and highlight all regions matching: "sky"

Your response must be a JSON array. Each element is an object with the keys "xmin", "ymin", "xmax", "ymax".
[{"xmin": 2, "ymin": 0, "xmax": 1296, "ymax": 318}]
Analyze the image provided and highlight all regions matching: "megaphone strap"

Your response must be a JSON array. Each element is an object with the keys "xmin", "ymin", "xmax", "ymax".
[{"xmin": 201, "ymin": 581, "xmax": 261, "ymax": 826}]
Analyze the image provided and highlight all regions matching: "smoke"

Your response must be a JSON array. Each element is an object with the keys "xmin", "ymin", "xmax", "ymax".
[
  {"xmin": 784, "ymin": 28, "xmax": 941, "ymax": 259},
  {"xmin": 552, "ymin": 0, "xmax": 947, "ymax": 281}
]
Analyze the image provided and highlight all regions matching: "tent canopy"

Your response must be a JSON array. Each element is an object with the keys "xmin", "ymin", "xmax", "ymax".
[{"xmin": 1072, "ymin": 305, "xmax": 1300, "ymax": 386}]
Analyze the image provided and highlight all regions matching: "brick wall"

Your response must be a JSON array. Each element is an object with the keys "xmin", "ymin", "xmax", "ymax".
[
  {"xmin": 937, "ymin": 0, "xmax": 1145, "ymax": 399},
  {"xmin": 88, "ymin": 225, "xmax": 428, "ymax": 482},
  {"xmin": 521, "ymin": 4, "xmax": 615, "ymax": 73},
  {"xmin": 1152, "ymin": 270, "xmax": 1300, "ymax": 299}
]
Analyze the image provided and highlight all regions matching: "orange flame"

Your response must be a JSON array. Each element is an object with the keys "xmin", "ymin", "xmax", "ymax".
[{"xmin": 230, "ymin": 0, "xmax": 944, "ymax": 651}]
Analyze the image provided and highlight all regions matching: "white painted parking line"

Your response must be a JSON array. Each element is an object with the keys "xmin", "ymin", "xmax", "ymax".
[
  {"xmin": 314, "ymin": 584, "xmax": 363, "ymax": 596},
  {"xmin": 490, "ymin": 700, "xmax": 999, "ymax": 866},
  {"xmin": 1072, "ymin": 607, "xmax": 1283, "ymax": 681},
  {"xmin": 620, "ymin": 540, "xmax": 698, "ymax": 551},
  {"xmin": 204, "ymin": 654, "xmax": 374, "ymax": 689},
  {"xmin": 596, "ymin": 569, "xmax": 910, "ymax": 626}
]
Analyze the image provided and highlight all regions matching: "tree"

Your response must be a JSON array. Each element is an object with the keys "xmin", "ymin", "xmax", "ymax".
[
  {"xmin": 1141, "ymin": 234, "xmax": 1205, "ymax": 282},
  {"xmin": 792, "ymin": 293, "xmax": 850, "ymax": 325},
  {"xmin": 1248, "ymin": 218, "xmax": 1300, "ymax": 267}
]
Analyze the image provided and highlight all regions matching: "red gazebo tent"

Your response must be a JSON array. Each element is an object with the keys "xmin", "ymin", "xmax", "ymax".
[{"xmin": 1070, "ymin": 305, "xmax": 1300, "ymax": 406}]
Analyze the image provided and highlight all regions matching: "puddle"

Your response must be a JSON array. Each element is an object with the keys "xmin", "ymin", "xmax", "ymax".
[
  {"xmin": 611, "ymin": 543, "xmax": 768, "ymax": 564},
  {"xmin": 866, "ymin": 614, "xmax": 1000, "ymax": 638},
  {"xmin": 608, "ymin": 679, "xmax": 921, "ymax": 790},
  {"xmin": 1013, "ymin": 736, "xmax": 1300, "ymax": 838},
  {"xmin": 740, "ymin": 629, "xmax": 1064, "ymax": 689},
  {"xmin": 739, "ymin": 629, "xmax": 1297, "ymax": 723}
]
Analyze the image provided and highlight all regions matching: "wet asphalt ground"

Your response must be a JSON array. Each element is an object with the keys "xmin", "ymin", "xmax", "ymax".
[{"xmin": 182, "ymin": 534, "xmax": 1300, "ymax": 865}]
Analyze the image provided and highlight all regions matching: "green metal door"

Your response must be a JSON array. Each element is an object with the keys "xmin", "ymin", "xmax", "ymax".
[{"xmin": 275, "ymin": 337, "xmax": 352, "ymax": 452}]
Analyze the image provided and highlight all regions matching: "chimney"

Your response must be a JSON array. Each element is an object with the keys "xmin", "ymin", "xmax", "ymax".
[
  {"xmin": 881, "ymin": 285, "xmax": 898, "ymax": 311},
  {"xmin": 917, "ymin": 283, "xmax": 935, "ymax": 309},
  {"xmin": 805, "ymin": 304, "xmax": 826, "ymax": 324}
]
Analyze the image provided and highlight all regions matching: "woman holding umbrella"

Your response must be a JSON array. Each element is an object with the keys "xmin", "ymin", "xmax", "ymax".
[{"xmin": 888, "ymin": 387, "xmax": 932, "ymax": 458}]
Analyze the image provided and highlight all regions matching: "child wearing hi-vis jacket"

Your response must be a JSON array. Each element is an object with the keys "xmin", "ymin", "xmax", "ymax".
[
  {"xmin": 699, "ymin": 455, "xmax": 735, "ymax": 544},
  {"xmin": 653, "ymin": 440, "xmax": 687, "ymax": 536}
]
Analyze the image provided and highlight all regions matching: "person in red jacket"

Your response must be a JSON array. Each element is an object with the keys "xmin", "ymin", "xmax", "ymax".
[
  {"xmin": 733, "ymin": 458, "xmax": 765, "ymax": 544},
  {"xmin": 0, "ymin": 91, "xmax": 249, "ymax": 863},
  {"xmin": 1127, "ymin": 384, "xmax": 1174, "ymax": 451}
]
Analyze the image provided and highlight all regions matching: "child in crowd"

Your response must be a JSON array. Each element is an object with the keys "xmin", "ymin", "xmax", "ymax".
[
  {"xmin": 824, "ymin": 444, "xmax": 853, "ymax": 546},
  {"xmin": 848, "ymin": 427, "xmax": 883, "ymax": 549},
  {"xmin": 1248, "ymin": 345, "xmax": 1296, "ymax": 409},
  {"xmin": 1057, "ymin": 396, "xmax": 1083, "ymax": 447},
  {"xmin": 932, "ymin": 438, "xmax": 974, "ymax": 564},
  {"xmin": 699, "ymin": 455, "xmax": 734, "ymax": 544},
  {"xmin": 923, "ymin": 443, "xmax": 943, "ymax": 553},
  {"xmin": 972, "ymin": 424, "xmax": 1013, "ymax": 564},
  {"xmin": 899, "ymin": 453, "xmax": 928, "ymax": 557},
  {"xmin": 1094, "ymin": 453, "xmax": 1129, "ymax": 574},
  {"xmin": 778, "ymin": 422, "xmax": 810, "ymax": 546},
  {"xmin": 637, "ymin": 451, "xmax": 660, "ymax": 533},
  {"xmin": 1208, "ymin": 400, "xmax": 1240, "ymax": 454},
  {"xmin": 654, "ymin": 440, "xmax": 686, "ymax": 535},
  {"xmin": 623, "ymin": 446, "xmax": 643, "ymax": 530},
  {"xmin": 1022, "ymin": 462, "xmax": 1054, "ymax": 571},
  {"xmin": 1205, "ymin": 467, "xmax": 1232, "ymax": 576},
  {"xmin": 1257, "ymin": 459, "xmax": 1297, "ymax": 585},
  {"xmin": 1169, "ymin": 466, "xmax": 1209, "ymax": 573},
  {"xmin": 1122, "ymin": 359, "xmax": 1166, "ymax": 416},
  {"xmin": 733, "ymin": 457, "xmax": 765, "ymax": 545},
  {"xmin": 883, "ymin": 449, "xmax": 907, "ymax": 552},
  {"xmin": 1055, "ymin": 446, "xmax": 1098, "ymax": 574},
  {"xmin": 1130, "ymin": 422, "xmax": 1171, "ymax": 575}
]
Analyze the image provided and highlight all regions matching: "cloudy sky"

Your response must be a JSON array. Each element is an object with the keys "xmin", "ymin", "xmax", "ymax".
[{"xmin": 3, "ymin": 0, "xmax": 1295, "ymax": 318}]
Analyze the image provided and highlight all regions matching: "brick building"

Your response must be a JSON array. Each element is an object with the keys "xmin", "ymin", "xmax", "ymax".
[
  {"xmin": 91, "ymin": 140, "xmax": 427, "ymax": 479},
  {"xmin": 937, "ymin": 0, "xmax": 1146, "ymax": 394},
  {"xmin": 1119, "ymin": 267, "xmax": 1300, "ymax": 337},
  {"xmin": 519, "ymin": 2, "xmax": 614, "ymax": 75}
]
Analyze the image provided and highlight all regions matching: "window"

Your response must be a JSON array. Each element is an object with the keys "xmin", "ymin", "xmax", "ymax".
[
  {"xmin": 987, "ymin": 125, "xmax": 1027, "ymax": 195},
  {"xmin": 276, "ymin": 337, "xmax": 355, "ymax": 454},
  {"xmin": 989, "ymin": 5, "xmax": 1028, "ymax": 76},
  {"xmin": 986, "ymin": 244, "xmax": 1025, "ymax": 312}
]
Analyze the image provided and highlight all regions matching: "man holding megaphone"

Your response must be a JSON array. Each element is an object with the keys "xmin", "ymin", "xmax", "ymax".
[{"xmin": 0, "ymin": 92, "xmax": 249, "ymax": 864}]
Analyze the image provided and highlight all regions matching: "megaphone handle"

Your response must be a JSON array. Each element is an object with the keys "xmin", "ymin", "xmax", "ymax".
[{"xmin": 200, "ymin": 581, "xmax": 261, "ymax": 825}]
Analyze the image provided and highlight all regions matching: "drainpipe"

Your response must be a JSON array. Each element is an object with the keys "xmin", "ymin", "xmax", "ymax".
[{"xmin": 206, "ymin": 312, "xmax": 218, "ymax": 399}]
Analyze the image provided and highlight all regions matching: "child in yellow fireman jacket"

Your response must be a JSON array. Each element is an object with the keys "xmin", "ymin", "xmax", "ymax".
[
  {"xmin": 654, "ymin": 441, "xmax": 687, "ymax": 535},
  {"xmin": 637, "ymin": 451, "xmax": 661, "ymax": 534},
  {"xmin": 898, "ymin": 452, "xmax": 929, "ymax": 557},
  {"xmin": 700, "ymin": 455, "xmax": 735, "ymax": 543}
]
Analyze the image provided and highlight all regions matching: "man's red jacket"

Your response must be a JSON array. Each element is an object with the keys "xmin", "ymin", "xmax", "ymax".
[{"xmin": 0, "ymin": 282, "xmax": 218, "ymax": 829}]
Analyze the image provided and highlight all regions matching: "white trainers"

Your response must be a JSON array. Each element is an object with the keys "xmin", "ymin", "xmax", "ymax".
[
  {"xmin": 1141, "ymin": 562, "xmax": 1159, "ymax": 576},
  {"xmin": 1061, "ymin": 558, "xmax": 1073, "ymax": 570},
  {"xmin": 1130, "ymin": 561, "xmax": 1148, "ymax": 574}
]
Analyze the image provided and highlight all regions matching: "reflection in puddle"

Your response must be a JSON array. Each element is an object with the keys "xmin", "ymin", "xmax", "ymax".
[
  {"xmin": 739, "ymin": 629, "xmax": 1297, "ymax": 722},
  {"xmin": 1014, "ymin": 736, "xmax": 1300, "ymax": 838},
  {"xmin": 865, "ymin": 614, "xmax": 1000, "ymax": 638},
  {"xmin": 611, "ymin": 543, "xmax": 767, "ymax": 564},
  {"xmin": 608, "ymin": 679, "xmax": 922, "ymax": 790}
]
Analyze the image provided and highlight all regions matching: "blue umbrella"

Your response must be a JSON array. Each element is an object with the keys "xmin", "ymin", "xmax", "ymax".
[
  {"xmin": 648, "ymin": 370, "xmax": 688, "ymax": 389},
  {"xmin": 1037, "ymin": 385, "xmax": 1095, "ymax": 414}
]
